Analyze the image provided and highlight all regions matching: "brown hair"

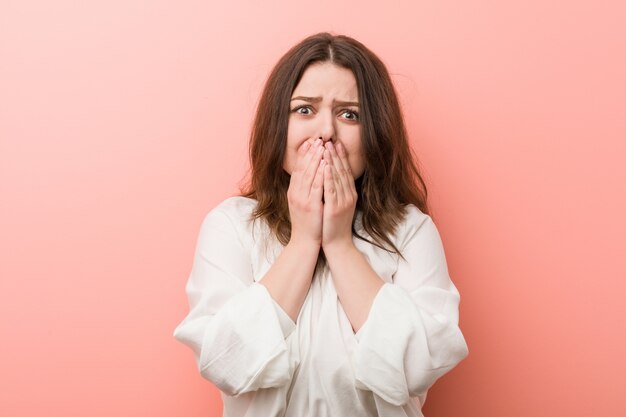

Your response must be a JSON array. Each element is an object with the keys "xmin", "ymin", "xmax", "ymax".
[{"xmin": 240, "ymin": 32, "xmax": 430, "ymax": 260}]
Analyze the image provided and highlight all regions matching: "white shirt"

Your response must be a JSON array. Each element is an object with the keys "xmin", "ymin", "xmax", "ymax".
[{"xmin": 173, "ymin": 196, "xmax": 469, "ymax": 417}]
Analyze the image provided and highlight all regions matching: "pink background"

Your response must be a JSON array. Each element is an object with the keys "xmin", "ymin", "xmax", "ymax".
[{"xmin": 1, "ymin": 1, "xmax": 625, "ymax": 416}]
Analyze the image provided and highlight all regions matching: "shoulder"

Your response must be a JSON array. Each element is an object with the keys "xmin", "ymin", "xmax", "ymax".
[
  {"xmin": 209, "ymin": 196, "xmax": 257, "ymax": 219},
  {"xmin": 199, "ymin": 196, "xmax": 258, "ymax": 235},
  {"xmin": 395, "ymin": 204, "xmax": 439, "ymax": 249},
  {"xmin": 401, "ymin": 204, "xmax": 430, "ymax": 224}
]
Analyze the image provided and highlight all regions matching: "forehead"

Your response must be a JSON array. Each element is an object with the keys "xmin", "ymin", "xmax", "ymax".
[{"xmin": 292, "ymin": 62, "xmax": 358, "ymax": 99}]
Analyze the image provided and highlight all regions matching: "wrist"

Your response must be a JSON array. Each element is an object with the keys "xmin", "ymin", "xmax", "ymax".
[
  {"xmin": 287, "ymin": 237, "xmax": 322, "ymax": 253},
  {"xmin": 321, "ymin": 239, "xmax": 356, "ymax": 258}
]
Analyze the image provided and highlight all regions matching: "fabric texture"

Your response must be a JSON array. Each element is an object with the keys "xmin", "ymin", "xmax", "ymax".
[{"xmin": 173, "ymin": 196, "xmax": 469, "ymax": 417}]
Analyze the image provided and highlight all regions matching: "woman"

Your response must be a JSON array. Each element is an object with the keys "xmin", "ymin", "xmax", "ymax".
[{"xmin": 173, "ymin": 32, "xmax": 469, "ymax": 417}]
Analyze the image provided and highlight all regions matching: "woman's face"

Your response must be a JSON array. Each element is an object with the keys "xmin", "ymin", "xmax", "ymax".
[{"xmin": 284, "ymin": 62, "xmax": 365, "ymax": 178}]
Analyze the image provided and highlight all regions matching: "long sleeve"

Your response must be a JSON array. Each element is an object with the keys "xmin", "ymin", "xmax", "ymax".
[
  {"xmin": 351, "ymin": 208, "xmax": 469, "ymax": 406},
  {"xmin": 172, "ymin": 201, "xmax": 300, "ymax": 396}
]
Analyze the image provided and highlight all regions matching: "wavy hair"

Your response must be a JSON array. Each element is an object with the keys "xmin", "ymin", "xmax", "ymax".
[{"xmin": 240, "ymin": 32, "xmax": 430, "ymax": 260}]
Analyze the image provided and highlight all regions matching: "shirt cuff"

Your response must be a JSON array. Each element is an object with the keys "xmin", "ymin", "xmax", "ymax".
[
  {"xmin": 354, "ymin": 282, "xmax": 389, "ymax": 342},
  {"xmin": 255, "ymin": 282, "xmax": 297, "ymax": 338}
]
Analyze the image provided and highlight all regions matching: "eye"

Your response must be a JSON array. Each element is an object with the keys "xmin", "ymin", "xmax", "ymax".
[
  {"xmin": 291, "ymin": 105, "xmax": 313, "ymax": 115},
  {"xmin": 341, "ymin": 109, "xmax": 360, "ymax": 121}
]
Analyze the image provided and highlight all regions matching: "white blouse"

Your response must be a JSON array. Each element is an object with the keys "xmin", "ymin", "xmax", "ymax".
[{"xmin": 173, "ymin": 196, "xmax": 469, "ymax": 417}]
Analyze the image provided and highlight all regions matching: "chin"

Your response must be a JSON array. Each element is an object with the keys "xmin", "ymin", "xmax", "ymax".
[{"xmin": 353, "ymin": 169, "xmax": 365, "ymax": 180}]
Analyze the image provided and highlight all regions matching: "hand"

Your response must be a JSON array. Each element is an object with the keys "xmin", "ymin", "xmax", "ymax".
[
  {"xmin": 286, "ymin": 138, "xmax": 326, "ymax": 247},
  {"xmin": 321, "ymin": 141, "xmax": 358, "ymax": 251}
]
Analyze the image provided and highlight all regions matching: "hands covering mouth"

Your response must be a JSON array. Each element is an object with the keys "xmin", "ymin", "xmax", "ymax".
[{"xmin": 286, "ymin": 137, "xmax": 357, "ymax": 251}]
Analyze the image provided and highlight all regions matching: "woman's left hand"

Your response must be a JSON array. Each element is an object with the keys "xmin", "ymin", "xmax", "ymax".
[{"xmin": 321, "ymin": 141, "xmax": 358, "ymax": 251}]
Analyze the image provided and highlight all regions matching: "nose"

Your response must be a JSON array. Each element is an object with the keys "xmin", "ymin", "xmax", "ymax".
[{"xmin": 316, "ymin": 110, "xmax": 335, "ymax": 144}]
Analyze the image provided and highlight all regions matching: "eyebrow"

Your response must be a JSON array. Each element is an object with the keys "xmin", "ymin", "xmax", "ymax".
[{"xmin": 290, "ymin": 96, "xmax": 360, "ymax": 107}]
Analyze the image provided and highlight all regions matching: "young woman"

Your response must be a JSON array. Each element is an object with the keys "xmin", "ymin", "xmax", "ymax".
[{"xmin": 173, "ymin": 32, "xmax": 469, "ymax": 417}]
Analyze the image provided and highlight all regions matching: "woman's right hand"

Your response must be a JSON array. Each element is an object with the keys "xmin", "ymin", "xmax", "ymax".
[{"xmin": 286, "ymin": 137, "xmax": 325, "ymax": 247}]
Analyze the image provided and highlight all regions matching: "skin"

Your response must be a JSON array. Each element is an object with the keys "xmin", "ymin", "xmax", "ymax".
[
  {"xmin": 283, "ymin": 61, "xmax": 365, "ymax": 180},
  {"xmin": 260, "ymin": 62, "xmax": 385, "ymax": 333}
]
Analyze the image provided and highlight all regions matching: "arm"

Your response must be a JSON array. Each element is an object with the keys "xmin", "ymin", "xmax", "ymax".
[
  {"xmin": 320, "ymin": 141, "xmax": 469, "ymax": 405},
  {"xmin": 261, "ymin": 136, "xmax": 326, "ymax": 322},
  {"xmin": 322, "ymin": 142, "xmax": 383, "ymax": 331},
  {"xmin": 172, "ymin": 202, "xmax": 301, "ymax": 396},
  {"xmin": 323, "ymin": 243, "xmax": 384, "ymax": 333},
  {"xmin": 321, "ymin": 140, "xmax": 384, "ymax": 333},
  {"xmin": 259, "ymin": 239, "xmax": 320, "ymax": 323},
  {"xmin": 350, "ymin": 210, "xmax": 469, "ymax": 406},
  {"xmin": 174, "ymin": 138, "xmax": 325, "ymax": 396}
]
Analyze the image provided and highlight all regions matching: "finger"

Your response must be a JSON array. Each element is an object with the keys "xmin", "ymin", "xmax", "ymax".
[
  {"xmin": 310, "ymin": 159, "xmax": 325, "ymax": 200},
  {"xmin": 335, "ymin": 142, "xmax": 357, "ymax": 196},
  {"xmin": 323, "ymin": 147, "xmax": 345, "ymax": 204},
  {"xmin": 326, "ymin": 143, "xmax": 348, "ymax": 200},
  {"xmin": 323, "ymin": 162, "xmax": 338, "ymax": 206},
  {"xmin": 294, "ymin": 139, "xmax": 313, "ymax": 174},
  {"xmin": 328, "ymin": 143, "xmax": 347, "ymax": 181},
  {"xmin": 334, "ymin": 142, "xmax": 353, "ymax": 177},
  {"xmin": 302, "ymin": 140, "xmax": 325, "ymax": 192},
  {"xmin": 295, "ymin": 138, "xmax": 320, "ymax": 175}
]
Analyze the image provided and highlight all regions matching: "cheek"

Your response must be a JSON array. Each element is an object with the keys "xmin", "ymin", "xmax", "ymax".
[
  {"xmin": 285, "ymin": 130, "xmax": 306, "ymax": 156},
  {"xmin": 282, "ymin": 142, "xmax": 302, "ymax": 174},
  {"xmin": 349, "ymin": 154, "xmax": 366, "ymax": 175},
  {"xmin": 285, "ymin": 122, "xmax": 315, "ymax": 172},
  {"xmin": 282, "ymin": 148, "xmax": 294, "ymax": 172},
  {"xmin": 287, "ymin": 120, "xmax": 309, "ymax": 143},
  {"xmin": 344, "ymin": 142, "xmax": 365, "ymax": 176}
]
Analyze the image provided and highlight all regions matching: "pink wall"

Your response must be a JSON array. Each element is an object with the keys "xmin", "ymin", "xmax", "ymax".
[{"xmin": 1, "ymin": 1, "xmax": 625, "ymax": 416}]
